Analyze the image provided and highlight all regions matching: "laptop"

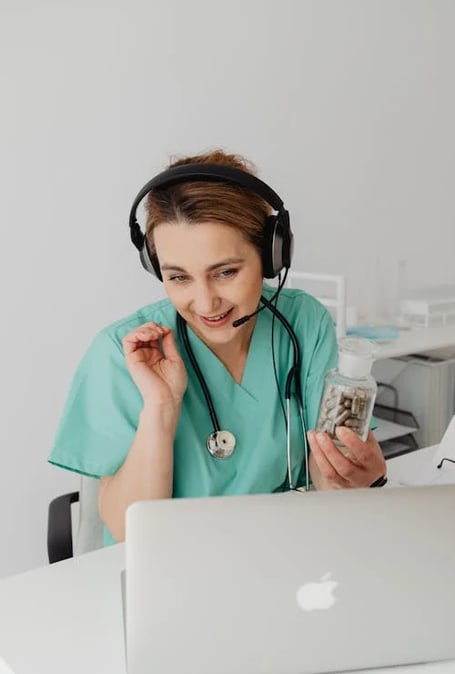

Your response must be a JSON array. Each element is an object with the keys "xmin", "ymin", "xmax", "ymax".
[{"xmin": 124, "ymin": 485, "xmax": 455, "ymax": 674}]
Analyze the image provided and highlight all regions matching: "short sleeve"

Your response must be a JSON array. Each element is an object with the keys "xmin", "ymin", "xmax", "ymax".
[
  {"xmin": 48, "ymin": 330, "xmax": 143, "ymax": 478},
  {"xmin": 304, "ymin": 310, "xmax": 338, "ymax": 431}
]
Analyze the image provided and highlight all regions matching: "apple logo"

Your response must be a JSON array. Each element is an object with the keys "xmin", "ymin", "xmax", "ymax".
[{"xmin": 296, "ymin": 572, "xmax": 338, "ymax": 611}]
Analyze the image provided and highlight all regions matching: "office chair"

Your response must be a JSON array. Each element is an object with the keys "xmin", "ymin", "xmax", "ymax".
[{"xmin": 47, "ymin": 476, "xmax": 104, "ymax": 563}]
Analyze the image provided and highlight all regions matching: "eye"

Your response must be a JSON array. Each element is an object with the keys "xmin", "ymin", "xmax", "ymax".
[
  {"xmin": 168, "ymin": 274, "xmax": 189, "ymax": 283},
  {"xmin": 216, "ymin": 268, "xmax": 238, "ymax": 279}
]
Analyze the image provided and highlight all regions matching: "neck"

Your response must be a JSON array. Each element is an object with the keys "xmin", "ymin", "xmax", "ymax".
[{"xmin": 202, "ymin": 317, "xmax": 257, "ymax": 384}]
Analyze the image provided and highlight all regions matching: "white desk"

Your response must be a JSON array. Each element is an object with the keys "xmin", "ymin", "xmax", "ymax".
[
  {"xmin": 387, "ymin": 445, "xmax": 455, "ymax": 491},
  {"xmin": 375, "ymin": 324, "xmax": 455, "ymax": 360},
  {"xmin": 1, "ymin": 446, "xmax": 454, "ymax": 674}
]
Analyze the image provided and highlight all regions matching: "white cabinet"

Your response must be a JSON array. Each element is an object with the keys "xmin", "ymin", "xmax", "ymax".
[{"xmin": 373, "ymin": 350, "xmax": 455, "ymax": 449}]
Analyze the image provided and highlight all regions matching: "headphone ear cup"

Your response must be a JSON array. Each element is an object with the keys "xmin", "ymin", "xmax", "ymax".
[
  {"xmin": 262, "ymin": 212, "xmax": 294, "ymax": 278},
  {"xmin": 262, "ymin": 214, "xmax": 289, "ymax": 278},
  {"xmin": 140, "ymin": 238, "xmax": 162, "ymax": 280},
  {"xmin": 262, "ymin": 215, "xmax": 278, "ymax": 278}
]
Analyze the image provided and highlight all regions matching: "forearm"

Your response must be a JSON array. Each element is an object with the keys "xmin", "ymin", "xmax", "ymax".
[{"xmin": 98, "ymin": 403, "xmax": 180, "ymax": 542}]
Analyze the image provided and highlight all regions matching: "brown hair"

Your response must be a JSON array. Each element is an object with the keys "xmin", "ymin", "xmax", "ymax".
[{"xmin": 144, "ymin": 149, "xmax": 271, "ymax": 260}]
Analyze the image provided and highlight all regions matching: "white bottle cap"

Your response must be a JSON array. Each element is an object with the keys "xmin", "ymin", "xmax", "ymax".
[{"xmin": 338, "ymin": 337, "xmax": 378, "ymax": 379}]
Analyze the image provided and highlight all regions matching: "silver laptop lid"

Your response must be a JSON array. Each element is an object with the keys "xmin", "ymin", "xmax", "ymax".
[{"xmin": 126, "ymin": 486, "xmax": 455, "ymax": 674}]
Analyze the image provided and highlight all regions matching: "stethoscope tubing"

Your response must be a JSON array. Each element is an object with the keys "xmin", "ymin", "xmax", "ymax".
[
  {"xmin": 177, "ymin": 296, "xmax": 309, "ymax": 490},
  {"xmin": 177, "ymin": 313, "xmax": 221, "ymax": 433}
]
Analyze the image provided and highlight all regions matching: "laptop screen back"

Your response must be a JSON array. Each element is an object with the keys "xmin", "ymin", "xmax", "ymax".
[{"xmin": 125, "ymin": 486, "xmax": 455, "ymax": 674}]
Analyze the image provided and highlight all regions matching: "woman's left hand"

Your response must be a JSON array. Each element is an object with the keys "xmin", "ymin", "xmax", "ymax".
[{"xmin": 307, "ymin": 428, "xmax": 387, "ymax": 490}]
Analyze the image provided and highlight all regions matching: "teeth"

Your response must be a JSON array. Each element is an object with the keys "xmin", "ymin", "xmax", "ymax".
[{"xmin": 206, "ymin": 311, "xmax": 229, "ymax": 322}]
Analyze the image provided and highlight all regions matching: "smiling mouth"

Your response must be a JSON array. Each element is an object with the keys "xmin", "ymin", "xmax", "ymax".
[{"xmin": 201, "ymin": 308, "xmax": 233, "ymax": 322}]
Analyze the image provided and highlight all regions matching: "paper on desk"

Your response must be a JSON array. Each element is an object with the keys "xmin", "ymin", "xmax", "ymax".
[{"xmin": 0, "ymin": 657, "xmax": 15, "ymax": 674}]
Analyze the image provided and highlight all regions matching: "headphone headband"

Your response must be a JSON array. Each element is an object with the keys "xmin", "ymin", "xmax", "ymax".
[{"xmin": 128, "ymin": 162, "xmax": 293, "ymax": 279}]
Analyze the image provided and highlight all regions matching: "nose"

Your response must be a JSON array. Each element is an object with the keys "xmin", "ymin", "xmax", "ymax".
[{"xmin": 192, "ymin": 279, "xmax": 221, "ymax": 316}]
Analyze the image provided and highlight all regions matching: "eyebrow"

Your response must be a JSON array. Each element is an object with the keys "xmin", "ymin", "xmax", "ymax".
[{"xmin": 160, "ymin": 257, "xmax": 246, "ymax": 273}]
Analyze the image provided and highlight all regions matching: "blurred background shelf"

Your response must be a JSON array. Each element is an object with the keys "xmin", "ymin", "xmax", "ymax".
[{"xmin": 373, "ymin": 401, "xmax": 419, "ymax": 459}]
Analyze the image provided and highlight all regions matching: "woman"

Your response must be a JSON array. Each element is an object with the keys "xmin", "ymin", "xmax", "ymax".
[{"xmin": 49, "ymin": 149, "xmax": 386, "ymax": 544}]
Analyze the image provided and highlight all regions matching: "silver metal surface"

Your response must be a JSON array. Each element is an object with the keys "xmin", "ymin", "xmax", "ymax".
[
  {"xmin": 126, "ymin": 486, "xmax": 455, "ymax": 674},
  {"xmin": 207, "ymin": 430, "xmax": 236, "ymax": 458}
]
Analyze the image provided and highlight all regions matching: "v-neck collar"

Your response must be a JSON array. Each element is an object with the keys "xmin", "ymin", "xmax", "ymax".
[{"xmin": 183, "ymin": 308, "xmax": 273, "ymax": 404}]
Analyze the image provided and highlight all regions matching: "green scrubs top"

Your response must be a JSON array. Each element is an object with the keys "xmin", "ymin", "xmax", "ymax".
[{"xmin": 48, "ymin": 284, "xmax": 338, "ymax": 545}]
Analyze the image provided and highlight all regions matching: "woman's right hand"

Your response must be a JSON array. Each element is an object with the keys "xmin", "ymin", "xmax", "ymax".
[{"xmin": 122, "ymin": 322, "xmax": 188, "ymax": 408}]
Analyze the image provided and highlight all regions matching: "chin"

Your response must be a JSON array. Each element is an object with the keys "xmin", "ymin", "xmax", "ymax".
[
  {"xmin": 198, "ymin": 325, "xmax": 237, "ymax": 343},
  {"xmin": 183, "ymin": 309, "xmax": 252, "ymax": 345}
]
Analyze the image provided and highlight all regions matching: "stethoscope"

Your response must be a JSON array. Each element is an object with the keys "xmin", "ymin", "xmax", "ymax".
[{"xmin": 177, "ymin": 294, "xmax": 309, "ymax": 491}]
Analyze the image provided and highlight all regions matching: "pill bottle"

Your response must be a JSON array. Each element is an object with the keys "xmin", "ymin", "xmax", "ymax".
[{"xmin": 316, "ymin": 337, "xmax": 378, "ymax": 444}]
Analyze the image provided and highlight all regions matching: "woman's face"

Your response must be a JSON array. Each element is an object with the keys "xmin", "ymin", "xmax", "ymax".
[{"xmin": 154, "ymin": 221, "xmax": 264, "ymax": 348}]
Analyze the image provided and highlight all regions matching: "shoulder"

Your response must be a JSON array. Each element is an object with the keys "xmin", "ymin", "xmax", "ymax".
[
  {"xmin": 92, "ymin": 297, "xmax": 177, "ymax": 353},
  {"xmin": 261, "ymin": 283, "xmax": 337, "ymax": 368},
  {"xmin": 262, "ymin": 283, "xmax": 331, "ymax": 328}
]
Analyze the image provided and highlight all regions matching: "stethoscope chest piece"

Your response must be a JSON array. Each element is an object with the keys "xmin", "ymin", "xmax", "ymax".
[{"xmin": 207, "ymin": 430, "xmax": 236, "ymax": 459}]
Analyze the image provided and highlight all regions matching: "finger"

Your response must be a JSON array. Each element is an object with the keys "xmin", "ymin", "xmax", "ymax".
[
  {"xmin": 160, "ymin": 329, "xmax": 183, "ymax": 362},
  {"xmin": 307, "ymin": 430, "xmax": 349, "ymax": 487},
  {"xmin": 123, "ymin": 322, "xmax": 168, "ymax": 343},
  {"xmin": 335, "ymin": 427, "xmax": 376, "ymax": 466},
  {"xmin": 122, "ymin": 324, "xmax": 166, "ymax": 355},
  {"xmin": 314, "ymin": 431, "xmax": 364, "ymax": 483},
  {"xmin": 339, "ymin": 428, "xmax": 387, "ymax": 481}
]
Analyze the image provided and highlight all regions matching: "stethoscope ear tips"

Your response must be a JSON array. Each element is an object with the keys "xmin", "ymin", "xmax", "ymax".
[{"xmin": 207, "ymin": 430, "xmax": 236, "ymax": 459}]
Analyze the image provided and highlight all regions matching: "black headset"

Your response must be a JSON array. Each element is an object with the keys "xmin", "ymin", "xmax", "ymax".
[{"xmin": 128, "ymin": 163, "xmax": 294, "ymax": 279}]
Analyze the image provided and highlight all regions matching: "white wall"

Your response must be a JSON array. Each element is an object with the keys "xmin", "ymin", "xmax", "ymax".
[{"xmin": 1, "ymin": 0, "xmax": 454, "ymax": 577}]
